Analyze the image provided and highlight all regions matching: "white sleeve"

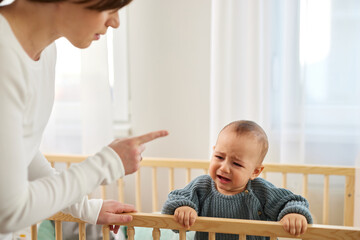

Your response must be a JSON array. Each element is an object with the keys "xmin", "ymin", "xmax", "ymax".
[
  {"xmin": 0, "ymin": 47, "xmax": 125, "ymax": 233},
  {"xmin": 28, "ymin": 151, "xmax": 104, "ymax": 225}
]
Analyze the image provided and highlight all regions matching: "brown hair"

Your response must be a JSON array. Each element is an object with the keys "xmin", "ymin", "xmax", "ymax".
[
  {"xmin": 0, "ymin": 0, "xmax": 133, "ymax": 11},
  {"xmin": 221, "ymin": 120, "xmax": 269, "ymax": 163}
]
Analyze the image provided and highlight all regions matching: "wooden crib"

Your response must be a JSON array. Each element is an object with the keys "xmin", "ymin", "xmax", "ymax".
[{"xmin": 28, "ymin": 155, "xmax": 360, "ymax": 240}]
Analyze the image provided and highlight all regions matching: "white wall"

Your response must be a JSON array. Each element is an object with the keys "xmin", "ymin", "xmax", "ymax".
[{"xmin": 127, "ymin": 0, "xmax": 212, "ymax": 160}]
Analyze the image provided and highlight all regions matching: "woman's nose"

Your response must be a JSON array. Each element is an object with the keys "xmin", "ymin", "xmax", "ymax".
[{"xmin": 107, "ymin": 12, "xmax": 120, "ymax": 29}]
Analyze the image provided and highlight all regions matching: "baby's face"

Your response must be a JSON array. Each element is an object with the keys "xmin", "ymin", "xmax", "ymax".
[{"xmin": 209, "ymin": 129, "xmax": 263, "ymax": 195}]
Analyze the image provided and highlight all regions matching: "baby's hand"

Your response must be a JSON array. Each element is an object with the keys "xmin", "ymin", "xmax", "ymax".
[
  {"xmin": 280, "ymin": 213, "xmax": 308, "ymax": 236},
  {"xmin": 174, "ymin": 206, "xmax": 198, "ymax": 229}
]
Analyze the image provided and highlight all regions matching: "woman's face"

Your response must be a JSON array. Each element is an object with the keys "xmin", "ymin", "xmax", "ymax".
[{"xmin": 55, "ymin": 1, "xmax": 120, "ymax": 48}]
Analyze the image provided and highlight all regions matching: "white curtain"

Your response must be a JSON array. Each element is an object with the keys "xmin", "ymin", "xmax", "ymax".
[
  {"xmin": 210, "ymin": 0, "xmax": 360, "ymax": 226},
  {"xmin": 41, "ymin": 9, "xmax": 130, "ymax": 156},
  {"xmin": 40, "ymin": 36, "xmax": 113, "ymax": 155}
]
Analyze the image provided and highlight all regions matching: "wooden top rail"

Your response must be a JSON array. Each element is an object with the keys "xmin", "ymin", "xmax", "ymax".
[
  {"xmin": 48, "ymin": 212, "xmax": 360, "ymax": 240},
  {"xmin": 44, "ymin": 155, "xmax": 356, "ymax": 176}
]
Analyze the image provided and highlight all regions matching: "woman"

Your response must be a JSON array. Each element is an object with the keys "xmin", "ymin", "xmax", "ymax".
[{"xmin": 0, "ymin": 0, "xmax": 168, "ymax": 239}]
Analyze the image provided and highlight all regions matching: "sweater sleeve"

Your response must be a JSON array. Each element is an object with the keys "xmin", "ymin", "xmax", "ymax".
[
  {"xmin": 251, "ymin": 178, "xmax": 313, "ymax": 224},
  {"xmin": 161, "ymin": 175, "xmax": 211, "ymax": 215},
  {"xmin": 28, "ymin": 151, "xmax": 104, "ymax": 225},
  {"xmin": 0, "ymin": 45, "xmax": 125, "ymax": 233}
]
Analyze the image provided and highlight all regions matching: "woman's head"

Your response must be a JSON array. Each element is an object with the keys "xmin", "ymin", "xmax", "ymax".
[{"xmin": 1, "ymin": 0, "xmax": 133, "ymax": 11}]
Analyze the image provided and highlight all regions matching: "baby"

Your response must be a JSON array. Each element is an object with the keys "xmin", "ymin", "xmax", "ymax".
[{"xmin": 162, "ymin": 120, "xmax": 312, "ymax": 240}]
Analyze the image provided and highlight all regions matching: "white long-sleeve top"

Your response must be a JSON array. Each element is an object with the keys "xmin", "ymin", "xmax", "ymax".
[{"xmin": 0, "ymin": 14, "xmax": 125, "ymax": 237}]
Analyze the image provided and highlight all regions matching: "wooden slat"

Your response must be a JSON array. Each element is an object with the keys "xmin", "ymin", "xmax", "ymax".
[
  {"xmin": 262, "ymin": 171, "xmax": 267, "ymax": 180},
  {"xmin": 282, "ymin": 173, "xmax": 287, "ymax": 188},
  {"xmin": 186, "ymin": 168, "xmax": 191, "ymax": 184},
  {"xmin": 140, "ymin": 158, "xmax": 210, "ymax": 169},
  {"xmin": 101, "ymin": 185, "xmax": 106, "ymax": 200},
  {"xmin": 117, "ymin": 178, "xmax": 124, "ymax": 203},
  {"xmin": 45, "ymin": 154, "xmax": 88, "ymax": 164},
  {"xmin": 209, "ymin": 232, "xmax": 215, "ymax": 240},
  {"xmin": 136, "ymin": 170, "xmax": 141, "ymax": 211},
  {"xmin": 55, "ymin": 221, "xmax": 62, "ymax": 240},
  {"xmin": 239, "ymin": 234, "xmax": 246, "ymax": 240},
  {"xmin": 262, "ymin": 163, "xmax": 355, "ymax": 176},
  {"xmin": 66, "ymin": 162, "xmax": 71, "ymax": 169},
  {"xmin": 79, "ymin": 222, "xmax": 86, "ymax": 240},
  {"xmin": 344, "ymin": 175, "xmax": 355, "ymax": 226},
  {"xmin": 179, "ymin": 230, "xmax": 186, "ymax": 240},
  {"xmin": 323, "ymin": 175, "xmax": 329, "ymax": 224},
  {"xmin": 169, "ymin": 168, "xmax": 174, "ymax": 192},
  {"xmin": 152, "ymin": 228, "xmax": 161, "ymax": 240},
  {"xmin": 152, "ymin": 167, "xmax": 158, "ymax": 212},
  {"xmin": 31, "ymin": 224, "xmax": 37, "ymax": 240},
  {"xmin": 127, "ymin": 226, "xmax": 135, "ymax": 240},
  {"xmin": 302, "ymin": 174, "xmax": 308, "ymax": 198},
  {"xmin": 102, "ymin": 225, "xmax": 110, "ymax": 240}
]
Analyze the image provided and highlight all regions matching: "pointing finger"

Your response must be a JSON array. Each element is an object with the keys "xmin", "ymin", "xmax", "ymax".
[{"xmin": 135, "ymin": 130, "xmax": 169, "ymax": 144}]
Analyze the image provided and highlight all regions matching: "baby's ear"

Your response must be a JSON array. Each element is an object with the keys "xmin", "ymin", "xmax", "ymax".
[{"xmin": 251, "ymin": 165, "xmax": 264, "ymax": 180}]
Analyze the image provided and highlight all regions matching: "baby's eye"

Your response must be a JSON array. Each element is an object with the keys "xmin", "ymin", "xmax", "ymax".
[
  {"xmin": 215, "ymin": 155, "xmax": 224, "ymax": 160},
  {"xmin": 233, "ymin": 162, "xmax": 242, "ymax": 167}
]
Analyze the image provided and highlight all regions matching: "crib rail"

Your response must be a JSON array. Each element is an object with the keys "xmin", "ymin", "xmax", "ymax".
[
  {"xmin": 44, "ymin": 155, "xmax": 356, "ymax": 227},
  {"xmin": 39, "ymin": 212, "xmax": 360, "ymax": 240}
]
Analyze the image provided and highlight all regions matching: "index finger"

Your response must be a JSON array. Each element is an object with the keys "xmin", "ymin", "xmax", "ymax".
[{"xmin": 135, "ymin": 130, "xmax": 169, "ymax": 144}]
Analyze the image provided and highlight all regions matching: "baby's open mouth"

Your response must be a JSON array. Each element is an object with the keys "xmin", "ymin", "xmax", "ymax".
[{"xmin": 217, "ymin": 175, "xmax": 231, "ymax": 183}]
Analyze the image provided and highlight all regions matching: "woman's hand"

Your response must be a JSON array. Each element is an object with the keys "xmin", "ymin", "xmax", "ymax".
[
  {"xmin": 96, "ymin": 200, "xmax": 136, "ymax": 234},
  {"xmin": 109, "ymin": 130, "xmax": 168, "ymax": 175}
]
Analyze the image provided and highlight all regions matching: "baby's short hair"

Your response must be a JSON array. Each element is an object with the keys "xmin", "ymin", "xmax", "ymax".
[{"xmin": 221, "ymin": 120, "xmax": 269, "ymax": 163}]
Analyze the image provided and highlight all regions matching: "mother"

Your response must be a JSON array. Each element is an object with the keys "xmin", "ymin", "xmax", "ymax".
[{"xmin": 0, "ymin": 0, "xmax": 168, "ymax": 239}]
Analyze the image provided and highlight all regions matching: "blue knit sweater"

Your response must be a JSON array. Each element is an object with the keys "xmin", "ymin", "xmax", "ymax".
[{"xmin": 162, "ymin": 175, "xmax": 313, "ymax": 240}]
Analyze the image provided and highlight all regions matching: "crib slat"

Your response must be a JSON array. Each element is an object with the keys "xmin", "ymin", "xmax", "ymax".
[
  {"xmin": 302, "ymin": 173, "xmax": 308, "ymax": 198},
  {"xmin": 136, "ymin": 170, "xmax": 141, "ymax": 211},
  {"xmin": 344, "ymin": 175, "xmax": 355, "ymax": 226},
  {"xmin": 55, "ymin": 221, "xmax": 62, "ymax": 240},
  {"xmin": 152, "ymin": 228, "xmax": 160, "ymax": 240},
  {"xmin": 101, "ymin": 185, "xmax": 107, "ymax": 200},
  {"xmin": 79, "ymin": 222, "xmax": 86, "ymax": 240},
  {"xmin": 102, "ymin": 225, "xmax": 110, "ymax": 240},
  {"xmin": 239, "ymin": 234, "xmax": 246, "ymax": 240},
  {"xmin": 169, "ymin": 168, "xmax": 174, "ymax": 192},
  {"xmin": 50, "ymin": 161, "xmax": 55, "ymax": 168},
  {"xmin": 179, "ymin": 230, "xmax": 186, "ymax": 240},
  {"xmin": 117, "ymin": 178, "xmax": 124, "ymax": 203},
  {"xmin": 66, "ymin": 162, "xmax": 71, "ymax": 169},
  {"xmin": 282, "ymin": 172, "xmax": 287, "ymax": 188},
  {"xmin": 208, "ymin": 232, "xmax": 215, "ymax": 240},
  {"xmin": 152, "ymin": 167, "xmax": 158, "ymax": 212},
  {"xmin": 323, "ymin": 175, "xmax": 329, "ymax": 224},
  {"xmin": 262, "ymin": 171, "xmax": 267, "ymax": 180},
  {"xmin": 186, "ymin": 168, "xmax": 191, "ymax": 184},
  {"xmin": 269, "ymin": 236, "xmax": 277, "ymax": 240},
  {"xmin": 127, "ymin": 226, "xmax": 135, "ymax": 240},
  {"xmin": 203, "ymin": 168, "xmax": 208, "ymax": 174},
  {"xmin": 31, "ymin": 224, "xmax": 37, "ymax": 240}
]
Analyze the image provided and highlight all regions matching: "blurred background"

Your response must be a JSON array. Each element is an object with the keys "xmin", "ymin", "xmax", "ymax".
[{"xmin": 37, "ymin": 0, "xmax": 360, "ymax": 226}]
